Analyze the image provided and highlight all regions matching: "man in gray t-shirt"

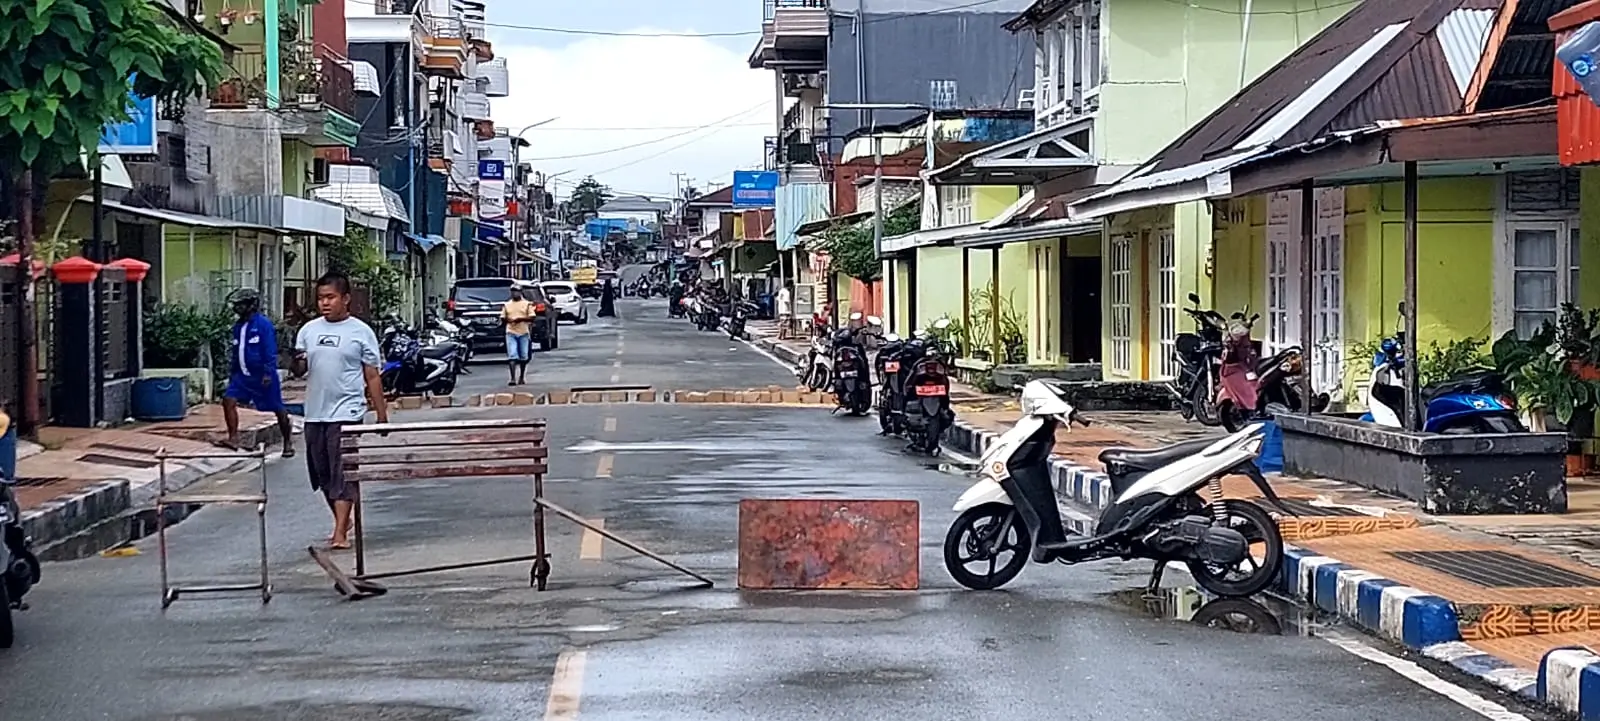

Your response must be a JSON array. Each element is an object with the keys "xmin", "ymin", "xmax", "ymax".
[{"xmin": 293, "ymin": 273, "xmax": 388, "ymax": 549}]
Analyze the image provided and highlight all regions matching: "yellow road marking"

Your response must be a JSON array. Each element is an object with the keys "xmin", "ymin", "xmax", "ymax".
[
  {"xmin": 603, "ymin": 417, "xmax": 617, "ymax": 433},
  {"xmin": 595, "ymin": 454, "xmax": 613, "ymax": 478},
  {"xmin": 543, "ymin": 649, "xmax": 587, "ymax": 720},
  {"xmin": 579, "ymin": 518, "xmax": 605, "ymax": 560}
]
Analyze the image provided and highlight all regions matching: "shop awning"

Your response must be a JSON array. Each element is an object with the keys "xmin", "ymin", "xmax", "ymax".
[
  {"xmin": 97, "ymin": 198, "xmax": 282, "ymax": 233},
  {"xmin": 313, "ymin": 182, "xmax": 410, "ymax": 225},
  {"xmin": 406, "ymin": 233, "xmax": 448, "ymax": 252}
]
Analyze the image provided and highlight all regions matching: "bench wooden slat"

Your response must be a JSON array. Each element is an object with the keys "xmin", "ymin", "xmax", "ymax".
[
  {"xmin": 346, "ymin": 462, "xmax": 548, "ymax": 483},
  {"xmin": 340, "ymin": 418, "xmax": 547, "ymax": 435},
  {"xmin": 157, "ymin": 493, "xmax": 268, "ymax": 505},
  {"xmin": 340, "ymin": 428, "xmax": 546, "ymax": 450},
  {"xmin": 344, "ymin": 445, "xmax": 548, "ymax": 467}
]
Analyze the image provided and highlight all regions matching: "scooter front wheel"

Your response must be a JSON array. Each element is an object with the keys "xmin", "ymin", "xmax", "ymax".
[
  {"xmin": 0, "ymin": 577, "xmax": 13, "ymax": 649},
  {"xmin": 944, "ymin": 503, "xmax": 1031, "ymax": 590},
  {"xmin": 1185, "ymin": 499, "xmax": 1284, "ymax": 598}
]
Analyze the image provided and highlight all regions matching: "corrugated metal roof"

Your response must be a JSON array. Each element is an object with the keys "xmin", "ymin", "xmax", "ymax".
[
  {"xmin": 1436, "ymin": 8, "xmax": 1496, "ymax": 94},
  {"xmin": 312, "ymin": 183, "xmax": 410, "ymax": 224}
]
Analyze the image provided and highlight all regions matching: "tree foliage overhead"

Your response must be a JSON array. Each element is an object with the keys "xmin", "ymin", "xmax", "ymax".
[
  {"xmin": 0, "ymin": 0, "xmax": 225, "ymax": 179},
  {"xmin": 565, "ymin": 176, "xmax": 612, "ymax": 224},
  {"xmin": 822, "ymin": 201, "xmax": 920, "ymax": 282}
]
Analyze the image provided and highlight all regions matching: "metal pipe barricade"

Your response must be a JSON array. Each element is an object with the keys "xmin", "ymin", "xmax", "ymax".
[{"xmin": 156, "ymin": 445, "xmax": 271, "ymax": 609}]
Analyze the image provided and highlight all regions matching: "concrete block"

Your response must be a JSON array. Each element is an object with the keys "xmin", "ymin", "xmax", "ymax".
[
  {"xmin": 635, "ymin": 390, "xmax": 656, "ymax": 403},
  {"xmin": 781, "ymin": 391, "xmax": 801, "ymax": 404},
  {"xmin": 398, "ymin": 397, "xmax": 423, "ymax": 410},
  {"xmin": 605, "ymin": 391, "xmax": 628, "ymax": 403},
  {"xmin": 546, "ymin": 390, "xmax": 571, "ymax": 405},
  {"xmin": 429, "ymin": 395, "xmax": 455, "ymax": 409},
  {"xmin": 708, "ymin": 390, "xmax": 729, "ymax": 403},
  {"xmin": 513, "ymin": 393, "xmax": 536, "ymax": 406},
  {"xmin": 467, "ymin": 394, "xmax": 482, "ymax": 407},
  {"xmin": 737, "ymin": 498, "xmax": 920, "ymax": 590},
  {"xmin": 682, "ymin": 391, "xmax": 707, "ymax": 403},
  {"xmin": 578, "ymin": 391, "xmax": 604, "ymax": 404},
  {"xmin": 493, "ymin": 393, "xmax": 514, "ymax": 406}
]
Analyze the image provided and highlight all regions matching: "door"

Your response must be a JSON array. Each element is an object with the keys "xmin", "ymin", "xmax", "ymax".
[
  {"xmin": 1311, "ymin": 189, "xmax": 1345, "ymax": 394},
  {"xmin": 1064, "ymin": 255, "xmax": 1101, "ymax": 363},
  {"xmin": 1151, "ymin": 230, "xmax": 1177, "ymax": 380},
  {"xmin": 1265, "ymin": 191, "xmax": 1301, "ymax": 358},
  {"xmin": 1108, "ymin": 235, "xmax": 1132, "ymax": 375}
]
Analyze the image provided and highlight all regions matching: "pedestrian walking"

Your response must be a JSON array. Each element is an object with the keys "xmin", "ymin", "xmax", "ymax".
[
  {"xmin": 776, "ymin": 283, "xmax": 793, "ymax": 340},
  {"xmin": 219, "ymin": 288, "xmax": 295, "ymax": 456},
  {"xmin": 598, "ymin": 278, "xmax": 617, "ymax": 317},
  {"xmin": 502, "ymin": 285, "xmax": 535, "ymax": 385},
  {"xmin": 293, "ymin": 272, "xmax": 387, "ymax": 550}
]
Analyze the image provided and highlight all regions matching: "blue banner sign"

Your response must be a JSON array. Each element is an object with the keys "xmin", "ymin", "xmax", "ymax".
[
  {"xmin": 478, "ymin": 159, "xmax": 505, "ymax": 180},
  {"xmin": 99, "ymin": 82, "xmax": 157, "ymax": 156},
  {"xmin": 732, "ymin": 170, "xmax": 779, "ymax": 208}
]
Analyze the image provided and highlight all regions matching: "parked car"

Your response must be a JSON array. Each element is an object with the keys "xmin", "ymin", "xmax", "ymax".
[
  {"xmin": 540, "ymin": 280, "xmax": 589, "ymax": 325},
  {"xmin": 447, "ymin": 278, "xmax": 560, "ymax": 353}
]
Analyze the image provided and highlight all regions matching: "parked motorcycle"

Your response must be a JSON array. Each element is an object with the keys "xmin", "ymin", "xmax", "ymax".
[
  {"xmin": 1171, "ymin": 293, "xmax": 1227, "ymax": 425},
  {"xmin": 901, "ymin": 318, "xmax": 956, "ymax": 454},
  {"xmin": 379, "ymin": 319, "xmax": 462, "ymax": 397},
  {"xmin": 831, "ymin": 312, "xmax": 880, "ymax": 416},
  {"xmin": 670, "ymin": 295, "xmax": 687, "ymax": 318},
  {"xmin": 1213, "ymin": 310, "xmax": 1329, "ymax": 432},
  {"xmin": 424, "ymin": 312, "xmax": 473, "ymax": 374},
  {"xmin": 0, "ymin": 415, "xmax": 40, "ymax": 649},
  {"xmin": 796, "ymin": 331, "xmax": 834, "ymax": 391},
  {"xmin": 944, "ymin": 379, "xmax": 1290, "ymax": 596},
  {"xmin": 726, "ymin": 300, "xmax": 758, "ymax": 340},
  {"xmin": 875, "ymin": 333, "xmax": 908, "ymax": 436},
  {"xmin": 1363, "ymin": 303, "xmax": 1523, "ymax": 433}
]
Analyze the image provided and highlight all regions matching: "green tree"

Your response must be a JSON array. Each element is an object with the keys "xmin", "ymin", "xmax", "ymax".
[
  {"xmin": 0, "ymin": 0, "xmax": 225, "ymax": 435},
  {"xmin": 565, "ymin": 176, "xmax": 612, "ymax": 224}
]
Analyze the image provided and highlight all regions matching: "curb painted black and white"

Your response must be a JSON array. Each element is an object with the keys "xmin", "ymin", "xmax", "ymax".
[{"xmin": 938, "ymin": 415, "xmax": 1595, "ymax": 718}]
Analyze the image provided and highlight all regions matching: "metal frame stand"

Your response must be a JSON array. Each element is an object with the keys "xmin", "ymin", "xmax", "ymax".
[{"xmin": 156, "ymin": 445, "xmax": 271, "ymax": 609}]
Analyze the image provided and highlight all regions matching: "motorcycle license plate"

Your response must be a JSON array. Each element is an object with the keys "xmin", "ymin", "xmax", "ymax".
[
  {"xmin": 840, "ymin": 370, "xmax": 858, "ymax": 377},
  {"xmin": 884, "ymin": 361, "xmax": 900, "ymax": 372},
  {"xmin": 915, "ymin": 385, "xmax": 948, "ymax": 396}
]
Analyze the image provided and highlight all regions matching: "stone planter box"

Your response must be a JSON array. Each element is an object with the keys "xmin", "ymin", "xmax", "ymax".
[{"xmin": 1276, "ymin": 413, "xmax": 1568, "ymax": 515}]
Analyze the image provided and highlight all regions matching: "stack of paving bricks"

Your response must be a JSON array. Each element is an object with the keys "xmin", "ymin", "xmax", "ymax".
[{"xmin": 384, "ymin": 387, "xmax": 838, "ymax": 411}]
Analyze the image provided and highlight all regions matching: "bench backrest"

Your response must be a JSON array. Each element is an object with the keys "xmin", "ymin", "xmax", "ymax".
[{"xmin": 340, "ymin": 418, "xmax": 549, "ymax": 483}]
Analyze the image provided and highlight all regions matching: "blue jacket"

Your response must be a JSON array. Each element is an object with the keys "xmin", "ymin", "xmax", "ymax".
[{"xmin": 230, "ymin": 313, "xmax": 279, "ymax": 379}]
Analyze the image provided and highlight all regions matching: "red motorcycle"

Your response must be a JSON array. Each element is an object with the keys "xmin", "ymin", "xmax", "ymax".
[{"xmin": 1215, "ymin": 310, "xmax": 1329, "ymax": 431}]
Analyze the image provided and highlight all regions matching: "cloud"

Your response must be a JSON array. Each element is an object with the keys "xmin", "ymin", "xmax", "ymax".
[{"xmin": 489, "ymin": 33, "xmax": 773, "ymax": 199}]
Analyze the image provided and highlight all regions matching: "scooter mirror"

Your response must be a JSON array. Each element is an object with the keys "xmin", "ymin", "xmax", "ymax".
[
  {"xmin": 884, "ymin": 333, "xmax": 901, "ymax": 343},
  {"xmin": 866, "ymin": 315, "xmax": 883, "ymax": 326},
  {"xmin": 1250, "ymin": 313, "xmax": 1260, "ymax": 323},
  {"xmin": 1187, "ymin": 292, "xmax": 1201, "ymax": 305},
  {"xmin": 1230, "ymin": 311, "xmax": 1244, "ymax": 320},
  {"xmin": 932, "ymin": 317, "xmax": 953, "ymax": 330},
  {"xmin": 849, "ymin": 312, "xmax": 864, "ymax": 321}
]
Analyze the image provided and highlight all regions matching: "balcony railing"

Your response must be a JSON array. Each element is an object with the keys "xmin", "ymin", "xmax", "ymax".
[
  {"xmin": 763, "ymin": 0, "xmax": 827, "ymax": 21},
  {"xmin": 207, "ymin": 44, "xmax": 355, "ymax": 117}
]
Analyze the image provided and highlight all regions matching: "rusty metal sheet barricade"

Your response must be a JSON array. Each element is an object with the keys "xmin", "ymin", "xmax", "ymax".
[
  {"xmin": 156, "ymin": 445, "xmax": 271, "ymax": 609},
  {"xmin": 309, "ymin": 417, "xmax": 712, "ymax": 599}
]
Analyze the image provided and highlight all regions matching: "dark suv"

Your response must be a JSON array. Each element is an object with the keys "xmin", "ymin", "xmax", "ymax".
[{"xmin": 448, "ymin": 278, "xmax": 560, "ymax": 353}]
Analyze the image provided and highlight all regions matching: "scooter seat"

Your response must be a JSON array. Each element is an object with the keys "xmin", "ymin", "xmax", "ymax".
[
  {"xmin": 1097, "ymin": 436, "xmax": 1219, "ymax": 472},
  {"xmin": 420, "ymin": 342, "xmax": 460, "ymax": 360}
]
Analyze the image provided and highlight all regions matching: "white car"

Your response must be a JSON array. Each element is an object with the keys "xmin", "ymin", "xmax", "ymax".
[{"xmin": 540, "ymin": 281, "xmax": 588, "ymax": 324}]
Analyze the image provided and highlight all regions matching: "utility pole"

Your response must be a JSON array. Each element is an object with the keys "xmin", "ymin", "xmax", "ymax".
[{"xmin": 670, "ymin": 172, "xmax": 688, "ymax": 200}]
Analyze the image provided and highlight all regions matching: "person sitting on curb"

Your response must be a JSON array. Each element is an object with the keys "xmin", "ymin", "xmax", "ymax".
[{"xmin": 220, "ymin": 288, "xmax": 295, "ymax": 457}]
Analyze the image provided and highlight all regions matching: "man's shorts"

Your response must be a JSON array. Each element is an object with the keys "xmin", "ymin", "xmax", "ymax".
[
  {"xmin": 224, "ymin": 372, "xmax": 285, "ymax": 413},
  {"xmin": 505, "ymin": 332, "xmax": 532, "ymax": 361}
]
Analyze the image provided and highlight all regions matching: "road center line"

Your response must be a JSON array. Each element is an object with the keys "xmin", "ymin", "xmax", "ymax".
[
  {"xmin": 603, "ymin": 417, "xmax": 617, "ymax": 433},
  {"xmin": 1320, "ymin": 631, "xmax": 1530, "ymax": 721},
  {"xmin": 579, "ymin": 518, "xmax": 606, "ymax": 560},
  {"xmin": 595, "ymin": 454, "xmax": 614, "ymax": 478},
  {"xmin": 543, "ymin": 649, "xmax": 586, "ymax": 720}
]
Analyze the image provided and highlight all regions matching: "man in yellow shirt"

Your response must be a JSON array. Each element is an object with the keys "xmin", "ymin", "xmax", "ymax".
[{"xmin": 501, "ymin": 286, "xmax": 536, "ymax": 385}]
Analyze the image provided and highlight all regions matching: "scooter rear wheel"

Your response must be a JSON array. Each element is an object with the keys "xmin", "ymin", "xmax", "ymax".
[
  {"xmin": 1185, "ymin": 499, "xmax": 1283, "ymax": 598},
  {"xmin": 944, "ymin": 503, "xmax": 1030, "ymax": 590},
  {"xmin": 0, "ymin": 579, "xmax": 13, "ymax": 649}
]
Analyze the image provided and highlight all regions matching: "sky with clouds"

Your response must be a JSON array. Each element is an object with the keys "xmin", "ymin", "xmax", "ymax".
[{"xmin": 355, "ymin": 0, "xmax": 775, "ymax": 201}]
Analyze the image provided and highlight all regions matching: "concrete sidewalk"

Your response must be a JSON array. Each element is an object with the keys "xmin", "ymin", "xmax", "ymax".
[{"xmin": 14, "ymin": 404, "xmax": 285, "ymax": 552}]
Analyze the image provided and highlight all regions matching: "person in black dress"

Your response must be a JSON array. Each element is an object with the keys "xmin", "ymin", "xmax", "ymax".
[{"xmin": 598, "ymin": 279, "xmax": 617, "ymax": 317}]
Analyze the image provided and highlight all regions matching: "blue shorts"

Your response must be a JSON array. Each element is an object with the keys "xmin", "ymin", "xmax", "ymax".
[
  {"xmin": 225, "ymin": 372, "xmax": 285, "ymax": 413},
  {"xmin": 506, "ymin": 333, "xmax": 532, "ymax": 361}
]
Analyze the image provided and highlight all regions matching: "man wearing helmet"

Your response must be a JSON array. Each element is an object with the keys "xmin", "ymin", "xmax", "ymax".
[{"xmin": 221, "ymin": 287, "xmax": 295, "ymax": 457}]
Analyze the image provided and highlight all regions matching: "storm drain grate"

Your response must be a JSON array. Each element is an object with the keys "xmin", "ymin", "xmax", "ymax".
[
  {"xmin": 75, "ymin": 453, "xmax": 158, "ymax": 469},
  {"xmin": 1390, "ymin": 549, "xmax": 1600, "ymax": 588},
  {"xmin": 14, "ymin": 476, "xmax": 66, "ymax": 487},
  {"xmin": 1275, "ymin": 498, "xmax": 1370, "ymax": 517}
]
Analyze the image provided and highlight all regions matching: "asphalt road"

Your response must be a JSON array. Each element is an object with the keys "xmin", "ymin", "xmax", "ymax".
[{"xmin": 0, "ymin": 300, "xmax": 1550, "ymax": 721}]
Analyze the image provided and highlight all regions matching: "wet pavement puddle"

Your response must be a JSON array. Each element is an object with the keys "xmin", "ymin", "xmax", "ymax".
[{"xmin": 1109, "ymin": 585, "xmax": 1318, "ymax": 636}]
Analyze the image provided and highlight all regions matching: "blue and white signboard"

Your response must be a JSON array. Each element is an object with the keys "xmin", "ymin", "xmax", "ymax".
[
  {"xmin": 99, "ymin": 86, "xmax": 157, "ymax": 156},
  {"xmin": 732, "ymin": 170, "xmax": 779, "ymax": 208},
  {"xmin": 478, "ymin": 159, "xmax": 505, "ymax": 180},
  {"xmin": 478, "ymin": 159, "xmax": 506, "ymax": 220}
]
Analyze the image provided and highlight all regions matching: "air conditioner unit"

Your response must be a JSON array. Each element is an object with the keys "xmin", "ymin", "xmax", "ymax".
[
  {"xmin": 310, "ymin": 157, "xmax": 330, "ymax": 185},
  {"xmin": 795, "ymin": 73, "xmax": 823, "ymax": 90},
  {"xmin": 1017, "ymin": 88, "xmax": 1036, "ymax": 110}
]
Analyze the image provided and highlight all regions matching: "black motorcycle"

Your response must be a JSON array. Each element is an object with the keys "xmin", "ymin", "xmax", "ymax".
[
  {"xmin": 379, "ymin": 319, "xmax": 463, "ymax": 397},
  {"xmin": 1171, "ymin": 292, "xmax": 1228, "ymax": 426},
  {"xmin": 726, "ymin": 300, "xmax": 758, "ymax": 340},
  {"xmin": 831, "ymin": 313, "xmax": 880, "ymax": 416},
  {"xmin": 875, "ymin": 333, "xmax": 909, "ymax": 435},
  {"xmin": 0, "ymin": 471, "xmax": 40, "ymax": 649},
  {"xmin": 901, "ymin": 319, "xmax": 956, "ymax": 454}
]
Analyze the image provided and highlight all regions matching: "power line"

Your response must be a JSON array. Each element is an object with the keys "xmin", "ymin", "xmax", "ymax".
[
  {"xmin": 526, "ymin": 101, "xmax": 770, "ymax": 160},
  {"xmin": 541, "ymin": 122, "xmax": 770, "ymax": 132},
  {"xmin": 586, "ymin": 123, "xmax": 746, "ymax": 177},
  {"xmin": 343, "ymin": 0, "xmax": 1012, "ymax": 38}
]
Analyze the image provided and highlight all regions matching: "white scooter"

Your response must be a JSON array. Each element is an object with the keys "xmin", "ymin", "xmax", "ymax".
[{"xmin": 944, "ymin": 379, "xmax": 1291, "ymax": 597}]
